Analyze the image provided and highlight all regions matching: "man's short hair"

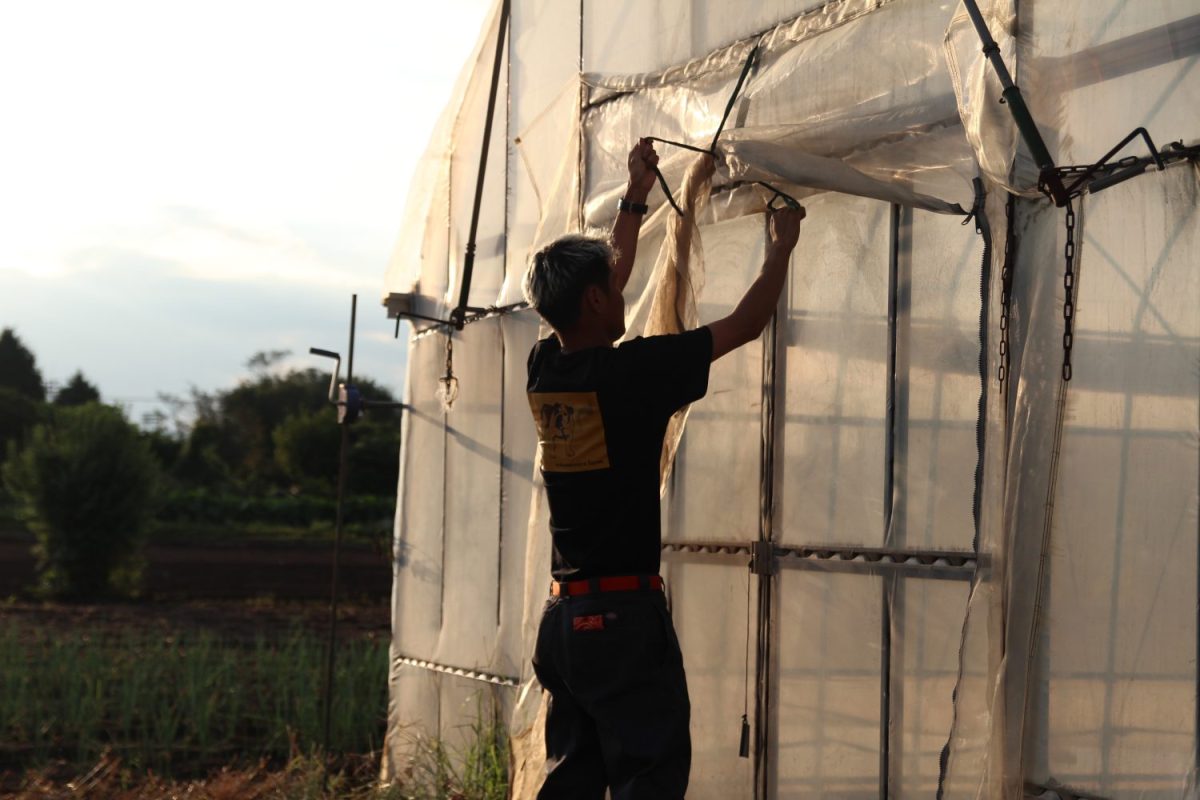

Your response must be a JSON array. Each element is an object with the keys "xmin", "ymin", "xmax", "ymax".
[{"xmin": 523, "ymin": 235, "xmax": 613, "ymax": 331}]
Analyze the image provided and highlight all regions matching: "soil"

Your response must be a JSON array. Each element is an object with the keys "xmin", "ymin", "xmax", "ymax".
[
  {"xmin": 2, "ymin": 750, "xmax": 386, "ymax": 799},
  {"xmin": 0, "ymin": 536, "xmax": 392, "ymax": 603},
  {"xmin": 0, "ymin": 535, "xmax": 393, "ymax": 643},
  {"xmin": 0, "ymin": 597, "xmax": 391, "ymax": 645}
]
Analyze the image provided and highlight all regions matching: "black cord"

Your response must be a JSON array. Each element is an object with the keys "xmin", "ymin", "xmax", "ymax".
[
  {"xmin": 711, "ymin": 42, "xmax": 761, "ymax": 152},
  {"xmin": 652, "ymin": 166, "xmax": 685, "ymax": 216},
  {"xmin": 641, "ymin": 43, "xmax": 790, "ymax": 218}
]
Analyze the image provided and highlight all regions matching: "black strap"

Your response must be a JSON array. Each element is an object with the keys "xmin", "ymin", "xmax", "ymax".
[
  {"xmin": 641, "ymin": 43, "xmax": 771, "ymax": 217},
  {"xmin": 711, "ymin": 42, "xmax": 761, "ymax": 153},
  {"xmin": 653, "ymin": 166, "xmax": 686, "ymax": 216}
]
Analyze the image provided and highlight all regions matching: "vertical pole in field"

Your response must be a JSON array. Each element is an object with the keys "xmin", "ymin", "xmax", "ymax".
[{"xmin": 322, "ymin": 294, "xmax": 357, "ymax": 765}]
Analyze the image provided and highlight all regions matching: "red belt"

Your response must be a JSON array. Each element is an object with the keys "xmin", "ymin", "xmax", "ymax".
[{"xmin": 550, "ymin": 574, "xmax": 663, "ymax": 597}]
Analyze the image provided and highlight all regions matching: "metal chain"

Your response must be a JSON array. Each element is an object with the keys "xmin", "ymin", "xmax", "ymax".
[
  {"xmin": 1053, "ymin": 154, "xmax": 1143, "ymax": 178},
  {"xmin": 1061, "ymin": 201, "xmax": 1076, "ymax": 382},
  {"xmin": 437, "ymin": 334, "xmax": 459, "ymax": 409},
  {"xmin": 998, "ymin": 195, "xmax": 1015, "ymax": 385}
]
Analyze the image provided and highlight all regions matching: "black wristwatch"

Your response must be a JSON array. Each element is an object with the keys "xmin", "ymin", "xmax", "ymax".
[{"xmin": 617, "ymin": 197, "xmax": 649, "ymax": 215}]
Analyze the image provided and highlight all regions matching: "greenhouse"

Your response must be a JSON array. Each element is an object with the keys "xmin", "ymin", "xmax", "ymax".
[{"xmin": 379, "ymin": 0, "xmax": 1200, "ymax": 796}]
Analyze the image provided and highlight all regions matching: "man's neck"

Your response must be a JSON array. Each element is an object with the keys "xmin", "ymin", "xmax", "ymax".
[{"xmin": 556, "ymin": 328, "xmax": 614, "ymax": 354}]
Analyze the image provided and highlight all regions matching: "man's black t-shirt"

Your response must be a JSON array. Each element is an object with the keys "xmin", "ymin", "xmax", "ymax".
[{"xmin": 526, "ymin": 327, "xmax": 713, "ymax": 581}]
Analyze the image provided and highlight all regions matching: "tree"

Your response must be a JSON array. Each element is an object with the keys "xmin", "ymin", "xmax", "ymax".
[
  {"xmin": 53, "ymin": 371, "xmax": 101, "ymax": 406},
  {"xmin": 0, "ymin": 328, "xmax": 45, "ymax": 401},
  {"xmin": 173, "ymin": 420, "xmax": 233, "ymax": 489},
  {"xmin": 0, "ymin": 388, "xmax": 43, "ymax": 464},
  {"xmin": 3, "ymin": 404, "xmax": 158, "ymax": 599},
  {"xmin": 348, "ymin": 421, "xmax": 401, "ymax": 496},
  {"xmin": 189, "ymin": 366, "xmax": 398, "ymax": 491},
  {"xmin": 273, "ymin": 409, "xmax": 340, "ymax": 490},
  {"xmin": 245, "ymin": 349, "xmax": 292, "ymax": 374},
  {"xmin": 272, "ymin": 408, "xmax": 400, "ymax": 496}
]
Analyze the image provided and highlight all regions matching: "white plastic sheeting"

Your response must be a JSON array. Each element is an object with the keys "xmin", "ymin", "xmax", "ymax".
[{"xmin": 382, "ymin": 0, "xmax": 1200, "ymax": 797}]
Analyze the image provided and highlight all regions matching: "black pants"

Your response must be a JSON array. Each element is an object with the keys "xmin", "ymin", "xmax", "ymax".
[{"xmin": 532, "ymin": 587, "xmax": 691, "ymax": 800}]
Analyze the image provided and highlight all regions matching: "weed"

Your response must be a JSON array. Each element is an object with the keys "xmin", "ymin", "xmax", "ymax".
[{"xmin": 0, "ymin": 622, "xmax": 388, "ymax": 775}]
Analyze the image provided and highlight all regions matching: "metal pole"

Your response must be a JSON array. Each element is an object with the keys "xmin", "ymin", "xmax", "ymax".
[
  {"xmin": 754, "ymin": 272, "xmax": 781, "ymax": 799},
  {"xmin": 880, "ymin": 204, "xmax": 903, "ymax": 797},
  {"xmin": 322, "ymin": 294, "xmax": 356, "ymax": 760},
  {"xmin": 577, "ymin": 0, "xmax": 587, "ymax": 229},
  {"xmin": 453, "ymin": 0, "xmax": 511, "ymax": 328},
  {"xmin": 958, "ymin": 0, "xmax": 1068, "ymax": 206}
]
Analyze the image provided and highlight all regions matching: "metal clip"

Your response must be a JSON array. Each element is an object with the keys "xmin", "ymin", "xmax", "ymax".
[{"xmin": 750, "ymin": 540, "xmax": 775, "ymax": 576}]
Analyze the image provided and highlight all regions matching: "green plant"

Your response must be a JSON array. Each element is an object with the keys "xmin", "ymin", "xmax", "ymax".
[
  {"xmin": 396, "ymin": 698, "xmax": 511, "ymax": 800},
  {"xmin": 2, "ymin": 403, "xmax": 158, "ymax": 599},
  {"xmin": 0, "ymin": 622, "xmax": 390, "ymax": 775},
  {"xmin": 1, "ymin": 615, "xmax": 509, "ymax": 797}
]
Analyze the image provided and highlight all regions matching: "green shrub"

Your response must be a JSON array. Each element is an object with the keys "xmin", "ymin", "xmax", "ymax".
[
  {"xmin": 273, "ymin": 409, "xmax": 341, "ymax": 491},
  {"xmin": 155, "ymin": 488, "xmax": 393, "ymax": 527},
  {"xmin": 2, "ymin": 403, "xmax": 158, "ymax": 599}
]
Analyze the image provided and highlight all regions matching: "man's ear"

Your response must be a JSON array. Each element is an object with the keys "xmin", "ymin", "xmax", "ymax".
[{"xmin": 584, "ymin": 284, "xmax": 605, "ymax": 312}]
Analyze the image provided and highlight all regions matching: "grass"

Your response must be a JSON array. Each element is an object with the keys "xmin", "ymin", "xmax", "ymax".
[
  {"xmin": 393, "ymin": 709, "xmax": 510, "ymax": 800},
  {"xmin": 0, "ymin": 622, "xmax": 388, "ymax": 775},
  {"xmin": 6, "ymin": 742, "xmax": 509, "ymax": 799},
  {"xmin": 0, "ymin": 618, "xmax": 511, "ymax": 799}
]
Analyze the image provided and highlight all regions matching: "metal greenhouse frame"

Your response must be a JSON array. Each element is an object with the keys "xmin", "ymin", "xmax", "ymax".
[{"xmin": 379, "ymin": 1, "xmax": 1199, "ymax": 797}]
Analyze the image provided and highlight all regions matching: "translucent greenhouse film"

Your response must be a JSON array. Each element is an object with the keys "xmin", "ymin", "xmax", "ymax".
[{"xmin": 379, "ymin": 1, "xmax": 1199, "ymax": 797}]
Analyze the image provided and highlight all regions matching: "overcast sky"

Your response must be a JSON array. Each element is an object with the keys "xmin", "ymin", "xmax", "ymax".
[{"xmin": 0, "ymin": 0, "xmax": 493, "ymax": 422}]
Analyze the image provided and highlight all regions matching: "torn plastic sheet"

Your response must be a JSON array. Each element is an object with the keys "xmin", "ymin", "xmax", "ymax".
[
  {"xmin": 576, "ymin": 1, "xmax": 974, "ymax": 228},
  {"xmin": 581, "ymin": 0, "xmax": 969, "ymax": 210},
  {"xmin": 722, "ymin": 139, "xmax": 966, "ymax": 214},
  {"xmin": 944, "ymin": 0, "xmax": 1023, "ymax": 195},
  {"xmin": 643, "ymin": 153, "xmax": 716, "ymax": 489},
  {"xmin": 580, "ymin": 134, "xmax": 969, "ymax": 233}
]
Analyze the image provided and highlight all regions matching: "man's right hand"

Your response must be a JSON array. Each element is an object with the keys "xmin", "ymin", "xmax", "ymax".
[
  {"xmin": 767, "ymin": 206, "xmax": 805, "ymax": 254},
  {"xmin": 707, "ymin": 205, "xmax": 806, "ymax": 362}
]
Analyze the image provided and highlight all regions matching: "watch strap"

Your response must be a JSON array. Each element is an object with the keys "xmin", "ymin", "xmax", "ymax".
[{"xmin": 617, "ymin": 197, "xmax": 649, "ymax": 215}]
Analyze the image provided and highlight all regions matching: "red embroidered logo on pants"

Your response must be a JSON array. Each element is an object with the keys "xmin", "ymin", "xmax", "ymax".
[{"xmin": 573, "ymin": 614, "xmax": 605, "ymax": 632}]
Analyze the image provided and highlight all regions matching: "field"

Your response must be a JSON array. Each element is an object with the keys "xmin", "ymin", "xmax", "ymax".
[
  {"xmin": 0, "ymin": 535, "xmax": 392, "ymax": 602},
  {"xmin": 0, "ymin": 537, "xmax": 509, "ymax": 799}
]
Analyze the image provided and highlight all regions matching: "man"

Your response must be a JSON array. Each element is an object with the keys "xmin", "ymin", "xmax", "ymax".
[{"xmin": 523, "ymin": 139, "xmax": 803, "ymax": 799}]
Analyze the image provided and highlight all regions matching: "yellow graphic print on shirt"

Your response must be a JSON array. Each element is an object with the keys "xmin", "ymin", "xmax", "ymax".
[{"xmin": 528, "ymin": 392, "xmax": 610, "ymax": 473}]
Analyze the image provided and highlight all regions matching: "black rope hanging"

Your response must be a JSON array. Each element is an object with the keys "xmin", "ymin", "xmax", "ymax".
[{"xmin": 643, "ymin": 42, "xmax": 803, "ymax": 216}]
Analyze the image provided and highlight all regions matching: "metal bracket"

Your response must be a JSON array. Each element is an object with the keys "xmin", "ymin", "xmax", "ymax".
[
  {"xmin": 750, "ymin": 540, "xmax": 776, "ymax": 576},
  {"xmin": 1049, "ymin": 135, "xmax": 1198, "ymax": 199},
  {"xmin": 390, "ymin": 302, "xmax": 531, "ymax": 339}
]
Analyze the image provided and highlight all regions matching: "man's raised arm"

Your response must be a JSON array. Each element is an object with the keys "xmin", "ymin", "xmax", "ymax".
[
  {"xmin": 610, "ymin": 139, "xmax": 659, "ymax": 292},
  {"xmin": 707, "ymin": 207, "xmax": 805, "ymax": 362}
]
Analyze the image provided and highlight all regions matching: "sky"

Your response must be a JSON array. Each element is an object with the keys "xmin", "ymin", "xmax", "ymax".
[{"xmin": 0, "ymin": 0, "xmax": 493, "ymax": 424}]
